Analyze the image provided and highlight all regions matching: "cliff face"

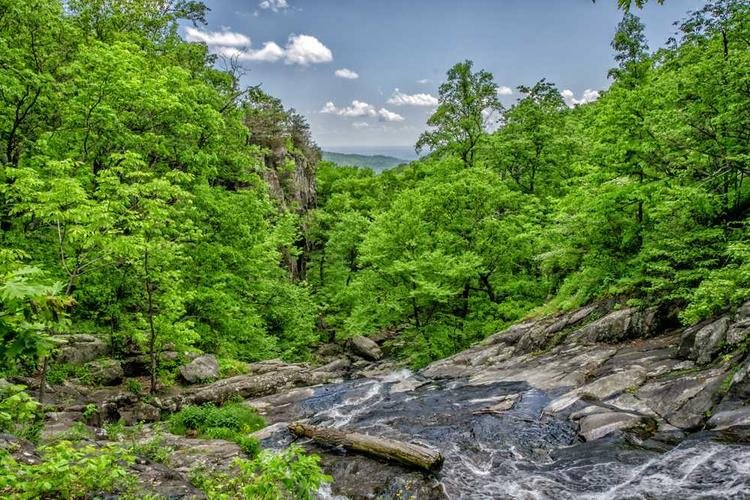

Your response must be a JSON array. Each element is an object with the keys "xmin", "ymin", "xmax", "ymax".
[
  {"xmin": 263, "ymin": 145, "xmax": 316, "ymax": 213},
  {"xmin": 262, "ymin": 144, "xmax": 318, "ymax": 281}
]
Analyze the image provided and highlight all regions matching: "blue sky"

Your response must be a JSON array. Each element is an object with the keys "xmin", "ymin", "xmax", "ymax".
[{"xmin": 186, "ymin": 0, "xmax": 706, "ymax": 154}]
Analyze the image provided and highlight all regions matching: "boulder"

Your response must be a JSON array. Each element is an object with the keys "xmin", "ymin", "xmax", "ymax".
[
  {"xmin": 86, "ymin": 359, "xmax": 124, "ymax": 386},
  {"xmin": 179, "ymin": 354, "xmax": 219, "ymax": 384},
  {"xmin": 52, "ymin": 334, "xmax": 108, "ymax": 365},
  {"xmin": 349, "ymin": 336, "xmax": 383, "ymax": 361}
]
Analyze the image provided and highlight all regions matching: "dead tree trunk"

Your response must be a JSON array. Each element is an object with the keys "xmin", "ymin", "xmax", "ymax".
[{"xmin": 288, "ymin": 422, "xmax": 443, "ymax": 471}]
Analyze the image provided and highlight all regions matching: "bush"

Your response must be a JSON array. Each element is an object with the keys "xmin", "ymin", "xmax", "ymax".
[
  {"xmin": 168, "ymin": 403, "xmax": 265, "ymax": 456},
  {"xmin": 189, "ymin": 445, "xmax": 331, "ymax": 500},
  {"xmin": 0, "ymin": 384, "xmax": 43, "ymax": 442},
  {"xmin": 0, "ymin": 440, "xmax": 136, "ymax": 498}
]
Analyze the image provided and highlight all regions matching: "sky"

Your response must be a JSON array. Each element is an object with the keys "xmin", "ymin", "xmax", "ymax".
[{"xmin": 185, "ymin": 0, "xmax": 706, "ymax": 156}]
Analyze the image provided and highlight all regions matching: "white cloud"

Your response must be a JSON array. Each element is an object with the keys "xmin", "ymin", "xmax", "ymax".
[
  {"xmin": 184, "ymin": 27, "xmax": 250, "ymax": 46},
  {"xmin": 386, "ymin": 89, "xmax": 438, "ymax": 107},
  {"xmin": 352, "ymin": 122, "xmax": 369, "ymax": 129},
  {"xmin": 186, "ymin": 28, "xmax": 331, "ymax": 66},
  {"xmin": 497, "ymin": 85, "xmax": 513, "ymax": 96},
  {"xmin": 258, "ymin": 0, "xmax": 288, "ymax": 12},
  {"xmin": 561, "ymin": 88, "xmax": 600, "ymax": 107},
  {"xmin": 335, "ymin": 68, "xmax": 359, "ymax": 79},
  {"xmin": 321, "ymin": 100, "xmax": 377, "ymax": 117},
  {"xmin": 417, "ymin": 79, "xmax": 431, "ymax": 84},
  {"xmin": 217, "ymin": 42, "xmax": 285, "ymax": 62},
  {"xmin": 285, "ymin": 34, "xmax": 333, "ymax": 65},
  {"xmin": 378, "ymin": 108, "xmax": 404, "ymax": 122},
  {"xmin": 321, "ymin": 101, "xmax": 404, "ymax": 122}
]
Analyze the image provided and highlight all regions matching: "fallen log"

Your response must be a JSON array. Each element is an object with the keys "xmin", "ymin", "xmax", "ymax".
[{"xmin": 288, "ymin": 422, "xmax": 444, "ymax": 471}]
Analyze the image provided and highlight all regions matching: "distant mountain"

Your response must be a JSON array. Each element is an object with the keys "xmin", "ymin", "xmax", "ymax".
[{"xmin": 322, "ymin": 151, "xmax": 408, "ymax": 172}]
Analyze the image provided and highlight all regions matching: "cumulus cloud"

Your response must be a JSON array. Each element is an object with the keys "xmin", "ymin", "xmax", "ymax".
[
  {"xmin": 386, "ymin": 89, "xmax": 438, "ymax": 107},
  {"xmin": 321, "ymin": 100, "xmax": 377, "ymax": 117},
  {"xmin": 285, "ymin": 34, "xmax": 333, "ymax": 65},
  {"xmin": 377, "ymin": 108, "xmax": 404, "ymax": 122},
  {"xmin": 216, "ymin": 42, "xmax": 284, "ymax": 62},
  {"xmin": 561, "ymin": 88, "xmax": 600, "ymax": 107},
  {"xmin": 321, "ymin": 101, "xmax": 404, "ymax": 122},
  {"xmin": 184, "ymin": 27, "xmax": 250, "ymax": 46},
  {"xmin": 258, "ymin": 0, "xmax": 288, "ymax": 12},
  {"xmin": 335, "ymin": 68, "xmax": 359, "ymax": 79},
  {"xmin": 497, "ymin": 85, "xmax": 513, "ymax": 96},
  {"xmin": 185, "ymin": 28, "xmax": 331, "ymax": 66}
]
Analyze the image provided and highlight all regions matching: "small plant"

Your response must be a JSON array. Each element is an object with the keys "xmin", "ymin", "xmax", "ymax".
[
  {"xmin": 168, "ymin": 403, "xmax": 265, "ymax": 456},
  {"xmin": 82, "ymin": 403, "xmax": 98, "ymax": 420},
  {"xmin": 126, "ymin": 378, "xmax": 144, "ymax": 397},
  {"xmin": 46, "ymin": 363, "xmax": 92, "ymax": 386},
  {"xmin": 189, "ymin": 445, "xmax": 331, "ymax": 500},
  {"xmin": 131, "ymin": 433, "xmax": 173, "ymax": 465},
  {"xmin": 219, "ymin": 358, "xmax": 250, "ymax": 378},
  {"xmin": 104, "ymin": 419, "xmax": 126, "ymax": 441},
  {"xmin": 0, "ymin": 384, "xmax": 43, "ymax": 442}
]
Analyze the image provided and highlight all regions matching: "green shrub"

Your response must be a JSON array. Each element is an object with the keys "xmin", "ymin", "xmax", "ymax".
[
  {"xmin": 45, "ymin": 363, "xmax": 92, "ymax": 386},
  {"xmin": 219, "ymin": 358, "xmax": 250, "ymax": 378},
  {"xmin": 125, "ymin": 379, "xmax": 143, "ymax": 397},
  {"xmin": 189, "ymin": 445, "xmax": 331, "ymax": 500},
  {"xmin": 0, "ymin": 384, "xmax": 43, "ymax": 442},
  {"xmin": 0, "ymin": 440, "xmax": 136, "ymax": 498},
  {"xmin": 168, "ymin": 403, "xmax": 265, "ymax": 456}
]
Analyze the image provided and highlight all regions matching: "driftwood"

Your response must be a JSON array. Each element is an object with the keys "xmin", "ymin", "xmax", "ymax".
[{"xmin": 288, "ymin": 422, "xmax": 444, "ymax": 471}]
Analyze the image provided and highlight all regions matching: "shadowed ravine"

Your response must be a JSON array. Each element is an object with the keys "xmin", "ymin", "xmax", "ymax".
[{"xmin": 252, "ymin": 369, "xmax": 750, "ymax": 499}]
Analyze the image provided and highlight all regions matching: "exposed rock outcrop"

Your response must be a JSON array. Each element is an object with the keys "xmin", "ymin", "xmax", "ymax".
[{"xmin": 52, "ymin": 334, "xmax": 108, "ymax": 364}]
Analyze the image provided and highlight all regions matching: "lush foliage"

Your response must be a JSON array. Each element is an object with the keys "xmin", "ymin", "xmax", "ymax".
[
  {"xmin": 190, "ymin": 445, "xmax": 331, "ymax": 500},
  {"xmin": 0, "ymin": 0, "xmax": 320, "ymax": 387},
  {"xmin": 168, "ymin": 402, "xmax": 265, "ymax": 456},
  {"xmin": 0, "ymin": 440, "xmax": 136, "ymax": 499}
]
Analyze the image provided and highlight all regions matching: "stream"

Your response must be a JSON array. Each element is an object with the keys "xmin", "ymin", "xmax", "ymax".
[{"xmin": 254, "ymin": 369, "xmax": 750, "ymax": 499}]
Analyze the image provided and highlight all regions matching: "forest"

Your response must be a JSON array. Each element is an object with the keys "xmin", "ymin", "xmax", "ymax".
[{"xmin": 0, "ymin": 0, "xmax": 748, "ymax": 498}]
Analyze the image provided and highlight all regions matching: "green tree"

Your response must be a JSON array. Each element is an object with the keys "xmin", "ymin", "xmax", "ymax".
[{"xmin": 417, "ymin": 60, "xmax": 502, "ymax": 168}]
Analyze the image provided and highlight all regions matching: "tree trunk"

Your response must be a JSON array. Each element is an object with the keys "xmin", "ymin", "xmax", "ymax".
[
  {"xmin": 144, "ymin": 248, "xmax": 158, "ymax": 394},
  {"xmin": 288, "ymin": 422, "xmax": 444, "ymax": 471},
  {"xmin": 38, "ymin": 356, "xmax": 49, "ymax": 404}
]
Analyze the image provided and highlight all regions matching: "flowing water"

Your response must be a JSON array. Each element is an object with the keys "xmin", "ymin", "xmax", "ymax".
[{"xmin": 256, "ymin": 369, "xmax": 750, "ymax": 499}]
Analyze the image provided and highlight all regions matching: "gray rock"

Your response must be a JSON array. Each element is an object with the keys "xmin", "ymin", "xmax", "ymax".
[
  {"xmin": 636, "ymin": 368, "xmax": 726, "ymax": 430},
  {"xmin": 178, "ymin": 366, "xmax": 309, "ymax": 406},
  {"xmin": 119, "ymin": 402, "xmax": 161, "ymax": 425},
  {"xmin": 707, "ymin": 405, "xmax": 750, "ymax": 431},
  {"xmin": 474, "ymin": 394, "xmax": 520, "ymax": 415},
  {"xmin": 691, "ymin": 316, "xmax": 730, "ymax": 365},
  {"xmin": 52, "ymin": 334, "xmax": 108, "ymax": 364},
  {"xmin": 0, "ymin": 433, "xmax": 41, "ymax": 464},
  {"xmin": 571, "ymin": 307, "xmax": 659, "ymax": 344},
  {"xmin": 349, "ymin": 335, "xmax": 383, "ymax": 361},
  {"xmin": 86, "ymin": 359, "xmax": 124, "ymax": 386},
  {"xmin": 578, "ymin": 411, "xmax": 649, "ymax": 441},
  {"xmin": 179, "ymin": 354, "xmax": 219, "ymax": 384}
]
